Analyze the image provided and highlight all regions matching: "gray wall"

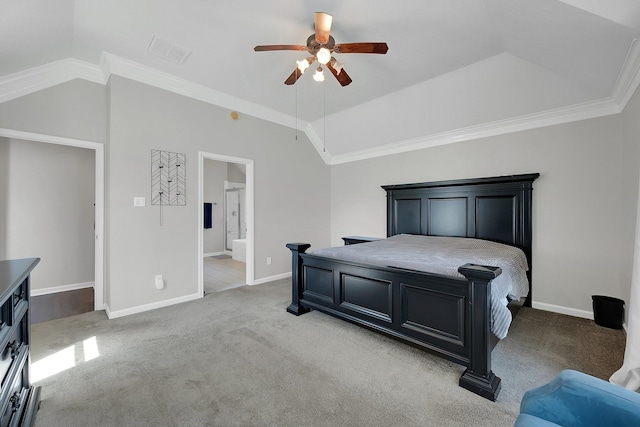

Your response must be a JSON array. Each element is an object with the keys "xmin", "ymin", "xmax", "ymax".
[
  {"xmin": 106, "ymin": 76, "xmax": 330, "ymax": 312},
  {"xmin": 0, "ymin": 79, "xmax": 107, "ymax": 143},
  {"xmin": 0, "ymin": 79, "xmax": 106, "ymax": 293},
  {"xmin": 0, "ymin": 138, "xmax": 95, "ymax": 290},
  {"xmin": 0, "ymin": 139, "xmax": 7, "ymax": 257},
  {"xmin": 0, "ymin": 77, "xmax": 330, "ymax": 315},
  {"xmin": 227, "ymin": 163, "xmax": 246, "ymax": 184},
  {"xmin": 2, "ymin": 74, "xmax": 637, "ymax": 320},
  {"xmin": 330, "ymin": 86, "xmax": 640, "ymax": 316}
]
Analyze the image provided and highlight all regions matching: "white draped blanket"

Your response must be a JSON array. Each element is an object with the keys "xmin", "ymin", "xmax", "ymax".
[{"xmin": 312, "ymin": 234, "xmax": 530, "ymax": 339}]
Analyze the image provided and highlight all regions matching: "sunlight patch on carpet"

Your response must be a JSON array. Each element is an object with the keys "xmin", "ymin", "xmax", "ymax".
[{"xmin": 32, "ymin": 336, "xmax": 101, "ymax": 382}]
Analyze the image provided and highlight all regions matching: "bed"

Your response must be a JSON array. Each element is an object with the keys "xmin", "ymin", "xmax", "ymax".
[{"xmin": 286, "ymin": 173, "xmax": 539, "ymax": 400}]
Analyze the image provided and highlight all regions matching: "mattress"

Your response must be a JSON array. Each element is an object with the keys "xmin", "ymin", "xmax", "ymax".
[{"xmin": 312, "ymin": 234, "xmax": 529, "ymax": 339}]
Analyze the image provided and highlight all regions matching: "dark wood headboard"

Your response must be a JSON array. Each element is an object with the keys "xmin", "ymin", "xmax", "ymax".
[{"xmin": 382, "ymin": 173, "xmax": 539, "ymax": 305}]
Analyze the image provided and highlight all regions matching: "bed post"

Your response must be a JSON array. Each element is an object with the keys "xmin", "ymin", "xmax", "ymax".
[
  {"xmin": 458, "ymin": 263, "xmax": 502, "ymax": 401},
  {"xmin": 286, "ymin": 243, "xmax": 311, "ymax": 316}
]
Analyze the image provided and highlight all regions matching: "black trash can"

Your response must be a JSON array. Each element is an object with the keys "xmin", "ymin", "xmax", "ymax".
[{"xmin": 592, "ymin": 295, "xmax": 624, "ymax": 329}]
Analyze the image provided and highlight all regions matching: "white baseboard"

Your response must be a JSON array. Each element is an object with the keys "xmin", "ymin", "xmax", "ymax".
[
  {"xmin": 253, "ymin": 272, "xmax": 291, "ymax": 286},
  {"xmin": 203, "ymin": 251, "xmax": 224, "ymax": 257},
  {"xmin": 533, "ymin": 301, "xmax": 630, "ymax": 334},
  {"xmin": 30, "ymin": 281, "xmax": 94, "ymax": 297},
  {"xmin": 532, "ymin": 301, "xmax": 593, "ymax": 320},
  {"xmin": 104, "ymin": 292, "xmax": 202, "ymax": 319},
  {"xmin": 99, "ymin": 272, "xmax": 289, "ymax": 321}
]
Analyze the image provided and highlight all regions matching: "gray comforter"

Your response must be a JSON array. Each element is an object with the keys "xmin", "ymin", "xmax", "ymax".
[{"xmin": 312, "ymin": 234, "xmax": 529, "ymax": 339}]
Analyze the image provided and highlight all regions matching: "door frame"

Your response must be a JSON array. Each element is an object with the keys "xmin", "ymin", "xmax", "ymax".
[
  {"xmin": 198, "ymin": 152, "xmax": 254, "ymax": 296},
  {"xmin": 0, "ymin": 127, "xmax": 105, "ymax": 310}
]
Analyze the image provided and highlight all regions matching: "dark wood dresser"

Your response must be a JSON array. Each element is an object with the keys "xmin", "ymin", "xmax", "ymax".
[{"xmin": 0, "ymin": 258, "xmax": 40, "ymax": 427}]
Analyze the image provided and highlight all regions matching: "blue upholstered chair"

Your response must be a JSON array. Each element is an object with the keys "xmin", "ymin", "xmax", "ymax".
[{"xmin": 514, "ymin": 370, "xmax": 640, "ymax": 427}]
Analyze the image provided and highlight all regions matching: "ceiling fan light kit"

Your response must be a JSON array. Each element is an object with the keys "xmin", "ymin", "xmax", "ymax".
[
  {"xmin": 330, "ymin": 58, "xmax": 344, "ymax": 75},
  {"xmin": 254, "ymin": 12, "xmax": 388, "ymax": 86},
  {"xmin": 297, "ymin": 57, "xmax": 316, "ymax": 74},
  {"xmin": 316, "ymin": 47, "xmax": 332, "ymax": 65},
  {"xmin": 313, "ymin": 67, "xmax": 325, "ymax": 82}
]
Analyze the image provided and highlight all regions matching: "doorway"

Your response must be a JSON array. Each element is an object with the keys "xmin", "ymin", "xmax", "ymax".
[
  {"xmin": 0, "ymin": 128, "xmax": 105, "ymax": 310},
  {"xmin": 198, "ymin": 152, "xmax": 254, "ymax": 297}
]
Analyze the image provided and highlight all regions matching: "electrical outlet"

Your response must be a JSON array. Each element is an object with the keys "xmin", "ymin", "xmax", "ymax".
[
  {"xmin": 266, "ymin": 257, "xmax": 272, "ymax": 265},
  {"xmin": 134, "ymin": 197, "xmax": 146, "ymax": 207}
]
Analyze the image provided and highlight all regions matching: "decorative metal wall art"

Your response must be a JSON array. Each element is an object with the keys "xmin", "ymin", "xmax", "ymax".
[
  {"xmin": 151, "ymin": 149, "xmax": 186, "ymax": 206},
  {"xmin": 151, "ymin": 149, "xmax": 186, "ymax": 226}
]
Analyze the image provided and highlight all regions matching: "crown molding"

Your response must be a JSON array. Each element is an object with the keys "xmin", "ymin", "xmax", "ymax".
[
  {"xmin": 100, "ymin": 52, "xmax": 299, "ymax": 130},
  {"xmin": 1, "ymin": 44, "xmax": 639, "ymax": 166},
  {"xmin": 73, "ymin": 58, "xmax": 108, "ymax": 85},
  {"xmin": 0, "ymin": 59, "xmax": 89, "ymax": 104},
  {"xmin": 329, "ymin": 97, "xmax": 622, "ymax": 165},
  {"xmin": 329, "ymin": 38, "xmax": 640, "ymax": 165},
  {"xmin": 303, "ymin": 123, "xmax": 332, "ymax": 164},
  {"xmin": 612, "ymin": 38, "xmax": 640, "ymax": 109},
  {"xmin": 0, "ymin": 53, "xmax": 302, "ymax": 132}
]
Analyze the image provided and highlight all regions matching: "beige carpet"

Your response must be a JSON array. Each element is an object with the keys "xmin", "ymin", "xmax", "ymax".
[{"xmin": 30, "ymin": 279, "xmax": 625, "ymax": 427}]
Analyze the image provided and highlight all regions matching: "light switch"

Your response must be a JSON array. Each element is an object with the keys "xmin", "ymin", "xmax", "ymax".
[{"xmin": 134, "ymin": 197, "xmax": 146, "ymax": 207}]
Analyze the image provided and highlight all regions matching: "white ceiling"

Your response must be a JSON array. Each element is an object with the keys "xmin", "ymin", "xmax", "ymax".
[{"xmin": 1, "ymin": 0, "xmax": 640, "ymax": 163}]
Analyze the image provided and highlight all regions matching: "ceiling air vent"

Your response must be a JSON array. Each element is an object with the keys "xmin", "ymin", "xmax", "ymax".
[{"xmin": 148, "ymin": 35, "xmax": 192, "ymax": 64}]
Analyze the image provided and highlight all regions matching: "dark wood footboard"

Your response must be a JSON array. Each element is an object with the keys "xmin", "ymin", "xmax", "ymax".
[{"xmin": 286, "ymin": 243, "xmax": 503, "ymax": 401}]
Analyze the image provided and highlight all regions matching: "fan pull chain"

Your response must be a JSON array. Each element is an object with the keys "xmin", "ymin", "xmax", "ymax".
[
  {"xmin": 323, "ymin": 83, "xmax": 326, "ymax": 153},
  {"xmin": 295, "ymin": 72, "xmax": 299, "ymax": 141}
]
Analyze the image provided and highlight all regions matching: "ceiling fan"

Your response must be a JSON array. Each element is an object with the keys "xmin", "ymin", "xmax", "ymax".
[{"xmin": 254, "ymin": 12, "xmax": 388, "ymax": 87}]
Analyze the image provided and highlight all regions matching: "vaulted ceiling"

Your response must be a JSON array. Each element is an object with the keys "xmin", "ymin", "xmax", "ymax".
[{"xmin": 1, "ymin": 0, "xmax": 640, "ymax": 163}]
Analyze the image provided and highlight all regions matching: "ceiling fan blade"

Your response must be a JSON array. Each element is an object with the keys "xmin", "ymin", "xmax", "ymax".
[
  {"xmin": 314, "ymin": 12, "xmax": 333, "ymax": 44},
  {"xmin": 284, "ymin": 68, "xmax": 303, "ymax": 85},
  {"xmin": 334, "ymin": 42, "xmax": 389, "ymax": 54},
  {"xmin": 254, "ymin": 45, "xmax": 307, "ymax": 52},
  {"xmin": 327, "ymin": 61, "xmax": 352, "ymax": 87}
]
